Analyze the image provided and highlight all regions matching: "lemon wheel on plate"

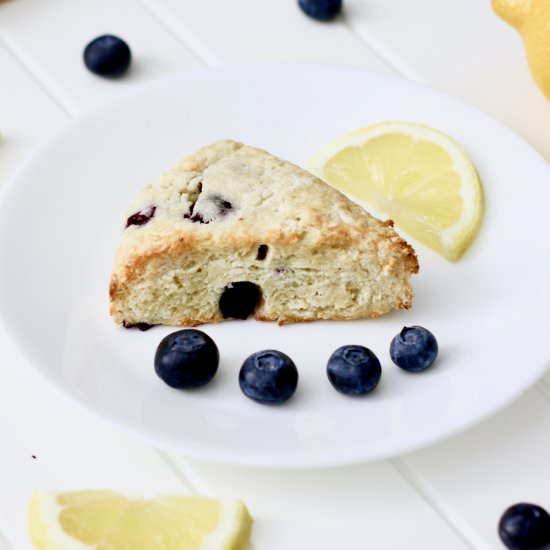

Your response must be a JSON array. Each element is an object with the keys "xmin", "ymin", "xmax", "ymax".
[
  {"xmin": 308, "ymin": 122, "xmax": 484, "ymax": 261},
  {"xmin": 28, "ymin": 490, "xmax": 252, "ymax": 550}
]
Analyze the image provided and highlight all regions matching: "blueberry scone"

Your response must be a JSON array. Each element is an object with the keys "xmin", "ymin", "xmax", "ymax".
[{"xmin": 110, "ymin": 140, "xmax": 419, "ymax": 328}]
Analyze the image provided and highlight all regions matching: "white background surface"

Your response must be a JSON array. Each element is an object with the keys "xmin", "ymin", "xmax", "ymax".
[{"xmin": 1, "ymin": 1, "xmax": 550, "ymax": 548}]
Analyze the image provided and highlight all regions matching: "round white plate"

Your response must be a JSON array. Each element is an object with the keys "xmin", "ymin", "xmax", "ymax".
[{"xmin": 1, "ymin": 65, "xmax": 549, "ymax": 468}]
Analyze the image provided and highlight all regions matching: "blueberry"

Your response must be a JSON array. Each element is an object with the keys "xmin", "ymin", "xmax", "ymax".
[
  {"xmin": 390, "ymin": 326, "xmax": 438, "ymax": 373},
  {"xmin": 298, "ymin": 0, "xmax": 342, "ymax": 21},
  {"xmin": 185, "ymin": 194, "xmax": 234, "ymax": 224},
  {"xmin": 256, "ymin": 244, "xmax": 268, "ymax": 260},
  {"xmin": 219, "ymin": 282, "xmax": 261, "ymax": 320},
  {"xmin": 327, "ymin": 345, "xmax": 381, "ymax": 396},
  {"xmin": 84, "ymin": 34, "xmax": 131, "ymax": 78},
  {"xmin": 184, "ymin": 210, "xmax": 207, "ymax": 224},
  {"xmin": 126, "ymin": 205, "xmax": 156, "ymax": 227},
  {"xmin": 499, "ymin": 503, "xmax": 550, "ymax": 550},
  {"xmin": 154, "ymin": 329, "xmax": 219, "ymax": 389},
  {"xmin": 239, "ymin": 350, "xmax": 298, "ymax": 405},
  {"xmin": 122, "ymin": 320, "xmax": 153, "ymax": 331},
  {"xmin": 210, "ymin": 195, "xmax": 233, "ymax": 216}
]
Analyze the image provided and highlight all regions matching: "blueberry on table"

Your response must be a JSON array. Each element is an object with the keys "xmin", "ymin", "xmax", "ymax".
[
  {"xmin": 83, "ymin": 34, "xmax": 131, "ymax": 78},
  {"xmin": 239, "ymin": 350, "xmax": 298, "ymax": 405},
  {"xmin": 390, "ymin": 326, "xmax": 438, "ymax": 373},
  {"xmin": 327, "ymin": 345, "xmax": 381, "ymax": 396},
  {"xmin": 298, "ymin": 0, "xmax": 342, "ymax": 21},
  {"xmin": 154, "ymin": 329, "xmax": 219, "ymax": 389},
  {"xmin": 499, "ymin": 503, "xmax": 550, "ymax": 550}
]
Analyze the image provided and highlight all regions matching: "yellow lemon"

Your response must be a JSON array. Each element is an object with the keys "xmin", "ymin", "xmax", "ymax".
[
  {"xmin": 493, "ymin": 0, "xmax": 550, "ymax": 100},
  {"xmin": 28, "ymin": 490, "xmax": 252, "ymax": 550},
  {"xmin": 308, "ymin": 122, "xmax": 484, "ymax": 261}
]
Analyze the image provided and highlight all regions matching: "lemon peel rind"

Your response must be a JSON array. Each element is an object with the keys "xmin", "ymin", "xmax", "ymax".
[{"xmin": 29, "ymin": 492, "xmax": 92, "ymax": 550}]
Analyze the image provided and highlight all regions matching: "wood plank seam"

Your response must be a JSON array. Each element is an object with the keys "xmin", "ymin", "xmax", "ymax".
[
  {"xmin": 154, "ymin": 451, "xmax": 200, "ymax": 494},
  {"xmin": 0, "ymin": 34, "xmax": 78, "ymax": 116},
  {"xmin": 137, "ymin": 0, "xmax": 215, "ymax": 66},
  {"xmin": 156, "ymin": 453, "xmax": 215, "ymax": 495},
  {"xmin": 0, "ymin": 522, "xmax": 14, "ymax": 550},
  {"xmin": 390, "ymin": 457, "xmax": 488, "ymax": 550},
  {"xmin": 342, "ymin": 15, "xmax": 426, "ymax": 83},
  {"xmin": 536, "ymin": 378, "xmax": 550, "ymax": 401}
]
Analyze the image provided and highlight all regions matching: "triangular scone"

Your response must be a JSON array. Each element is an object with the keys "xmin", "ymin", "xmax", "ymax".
[{"xmin": 110, "ymin": 140, "xmax": 419, "ymax": 327}]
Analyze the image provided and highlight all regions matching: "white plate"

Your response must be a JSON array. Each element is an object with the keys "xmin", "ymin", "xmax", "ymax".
[{"xmin": 1, "ymin": 64, "xmax": 549, "ymax": 468}]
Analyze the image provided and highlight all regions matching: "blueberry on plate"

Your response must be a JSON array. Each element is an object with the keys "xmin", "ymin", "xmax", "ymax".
[
  {"xmin": 83, "ymin": 34, "xmax": 131, "ymax": 78},
  {"xmin": 239, "ymin": 350, "xmax": 298, "ymax": 405},
  {"xmin": 499, "ymin": 503, "xmax": 550, "ymax": 550},
  {"xmin": 154, "ymin": 329, "xmax": 219, "ymax": 389},
  {"xmin": 327, "ymin": 345, "xmax": 381, "ymax": 396},
  {"xmin": 298, "ymin": 0, "xmax": 342, "ymax": 21},
  {"xmin": 390, "ymin": 326, "xmax": 438, "ymax": 373}
]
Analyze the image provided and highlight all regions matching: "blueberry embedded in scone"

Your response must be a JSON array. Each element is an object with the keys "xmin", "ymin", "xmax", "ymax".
[{"xmin": 109, "ymin": 140, "xmax": 419, "ymax": 327}]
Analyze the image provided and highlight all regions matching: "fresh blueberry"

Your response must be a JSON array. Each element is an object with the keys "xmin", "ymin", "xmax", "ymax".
[
  {"xmin": 390, "ymin": 326, "xmax": 438, "ymax": 373},
  {"xmin": 298, "ymin": 0, "xmax": 342, "ymax": 21},
  {"xmin": 239, "ymin": 350, "xmax": 298, "ymax": 404},
  {"xmin": 126, "ymin": 205, "xmax": 156, "ymax": 227},
  {"xmin": 327, "ymin": 345, "xmax": 381, "ymax": 396},
  {"xmin": 84, "ymin": 34, "xmax": 131, "ymax": 78},
  {"xmin": 219, "ymin": 282, "xmax": 261, "ymax": 320},
  {"xmin": 499, "ymin": 503, "xmax": 550, "ymax": 550},
  {"xmin": 154, "ymin": 329, "xmax": 219, "ymax": 389}
]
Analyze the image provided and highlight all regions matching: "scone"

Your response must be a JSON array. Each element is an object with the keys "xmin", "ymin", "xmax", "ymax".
[{"xmin": 110, "ymin": 140, "xmax": 418, "ymax": 328}]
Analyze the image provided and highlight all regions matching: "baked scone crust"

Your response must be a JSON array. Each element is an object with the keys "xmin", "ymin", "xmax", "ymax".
[{"xmin": 110, "ymin": 140, "xmax": 418, "ymax": 326}]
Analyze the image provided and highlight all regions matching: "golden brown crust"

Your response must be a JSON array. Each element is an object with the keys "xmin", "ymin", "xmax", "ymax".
[{"xmin": 110, "ymin": 140, "xmax": 419, "ymax": 327}]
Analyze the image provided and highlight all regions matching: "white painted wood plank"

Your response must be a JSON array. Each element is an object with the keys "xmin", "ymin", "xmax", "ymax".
[
  {"xmin": 0, "ymin": 45, "xmax": 66, "ymax": 185},
  {"xmin": 398, "ymin": 388, "xmax": 550, "ymax": 550},
  {"xmin": 169, "ymin": 455, "xmax": 471, "ymax": 549},
  {"xmin": 0, "ymin": 0, "xmax": 201, "ymax": 114},
  {"xmin": 140, "ymin": 0, "xmax": 391, "ymax": 72},
  {"xmin": 540, "ymin": 374, "xmax": 550, "ymax": 396},
  {"xmin": 0, "ymin": 532, "xmax": 12, "ymax": 550},
  {"xmin": 346, "ymin": 0, "xmax": 550, "ymax": 160}
]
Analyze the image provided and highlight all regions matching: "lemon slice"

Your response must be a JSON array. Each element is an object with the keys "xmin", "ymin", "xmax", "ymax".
[
  {"xmin": 308, "ymin": 122, "xmax": 484, "ymax": 261},
  {"xmin": 28, "ymin": 490, "xmax": 252, "ymax": 550}
]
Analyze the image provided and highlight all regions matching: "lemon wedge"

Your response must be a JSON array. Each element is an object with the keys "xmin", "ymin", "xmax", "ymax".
[
  {"xmin": 308, "ymin": 122, "xmax": 484, "ymax": 261},
  {"xmin": 28, "ymin": 490, "xmax": 252, "ymax": 550}
]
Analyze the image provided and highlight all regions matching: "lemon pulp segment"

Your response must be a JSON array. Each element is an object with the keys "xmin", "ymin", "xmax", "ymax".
[
  {"xmin": 29, "ymin": 490, "xmax": 252, "ymax": 550},
  {"xmin": 309, "ymin": 122, "xmax": 484, "ymax": 261}
]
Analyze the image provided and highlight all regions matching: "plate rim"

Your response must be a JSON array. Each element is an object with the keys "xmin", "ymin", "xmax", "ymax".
[{"xmin": 1, "ymin": 62, "xmax": 549, "ymax": 468}]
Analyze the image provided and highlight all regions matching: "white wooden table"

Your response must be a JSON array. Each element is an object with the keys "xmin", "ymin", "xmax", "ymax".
[{"xmin": 1, "ymin": 1, "xmax": 550, "ymax": 548}]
